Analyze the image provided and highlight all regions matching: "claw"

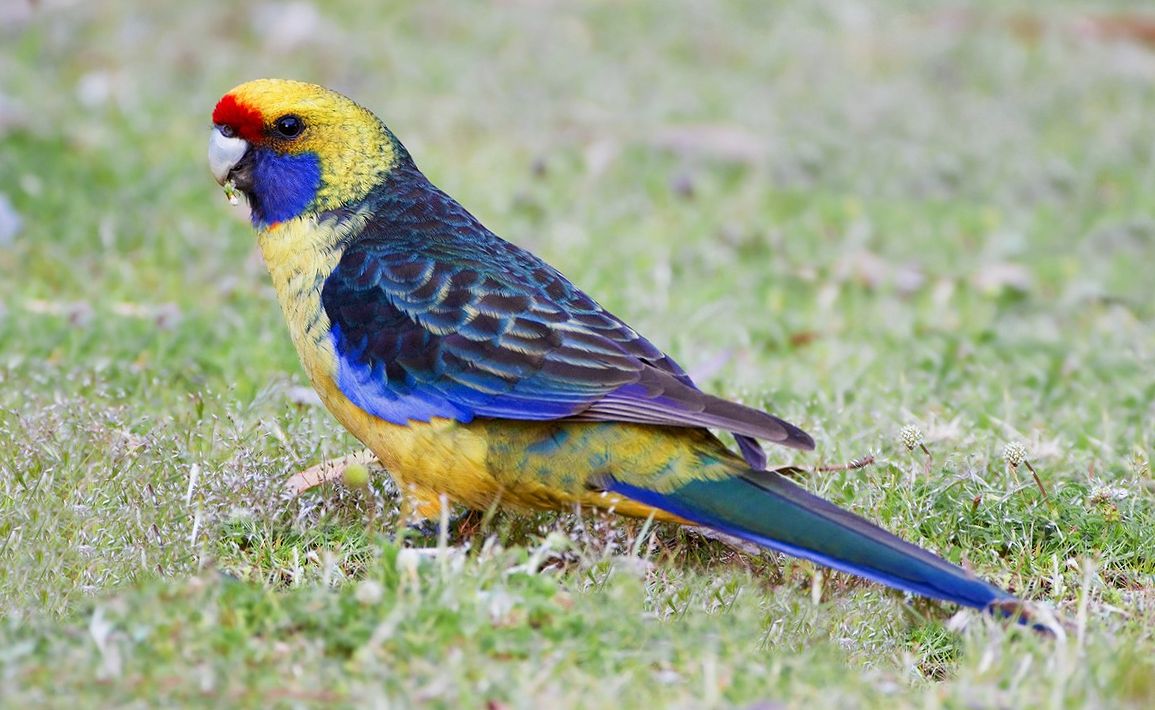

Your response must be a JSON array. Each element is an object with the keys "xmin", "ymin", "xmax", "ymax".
[
  {"xmin": 404, "ymin": 508, "xmax": 485, "ymax": 543},
  {"xmin": 986, "ymin": 598, "xmax": 1068, "ymax": 638}
]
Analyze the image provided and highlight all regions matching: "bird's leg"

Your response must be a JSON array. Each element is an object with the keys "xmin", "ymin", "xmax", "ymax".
[
  {"xmin": 398, "ymin": 482, "xmax": 449, "ymax": 524},
  {"xmin": 286, "ymin": 454, "xmax": 478, "ymax": 542},
  {"xmin": 400, "ymin": 487, "xmax": 485, "ymax": 542},
  {"xmin": 284, "ymin": 448, "xmax": 382, "ymax": 494},
  {"xmin": 405, "ymin": 511, "xmax": 483, "ymax": 540}
]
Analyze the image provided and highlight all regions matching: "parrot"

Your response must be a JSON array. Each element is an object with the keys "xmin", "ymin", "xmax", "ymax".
[{"xmin": 208, "ymin": 78, "xmax": 1030, "ymax": 621}]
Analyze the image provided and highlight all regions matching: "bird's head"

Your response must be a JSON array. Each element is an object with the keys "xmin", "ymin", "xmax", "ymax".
[{"xmin": 209, "ymin": 79, "xmax": 401, "ymax": 228}]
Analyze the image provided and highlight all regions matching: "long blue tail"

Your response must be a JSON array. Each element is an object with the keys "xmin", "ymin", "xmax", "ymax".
[{"xmin": 609, "ymin": 468, "xmax": 1015, "ymax": 611}]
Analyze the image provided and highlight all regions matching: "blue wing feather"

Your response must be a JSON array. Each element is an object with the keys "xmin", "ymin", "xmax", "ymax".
[{"xmin": 319, "ymin": 162, "xmax": 814, "ymax": 455}]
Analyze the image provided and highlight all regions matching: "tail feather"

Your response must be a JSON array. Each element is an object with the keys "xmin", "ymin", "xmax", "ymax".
[{"xmin": 608, "ymin": 468, "xmax": 1014, "ymax": 611}]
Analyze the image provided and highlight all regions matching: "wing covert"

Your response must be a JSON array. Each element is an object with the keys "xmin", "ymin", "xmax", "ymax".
[{"xmin": 319, "ymin": 192, "xmax": 813, "ymax": 456}]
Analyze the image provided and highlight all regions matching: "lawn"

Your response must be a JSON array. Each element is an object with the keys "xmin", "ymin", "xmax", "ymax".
[{"xmin": 2, "ymin": 0, "xmax": 1154, "ymax": 706}]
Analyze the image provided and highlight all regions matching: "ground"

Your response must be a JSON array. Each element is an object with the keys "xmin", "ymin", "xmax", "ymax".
[{"xmin": 2, "ymin": 1, "xmax": 1154, "ymax": 707}]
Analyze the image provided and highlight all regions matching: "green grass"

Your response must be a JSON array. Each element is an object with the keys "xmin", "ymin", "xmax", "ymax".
[{"xmin": 3, "ymin": 0, "xmax": 1155, "ymax": 706}]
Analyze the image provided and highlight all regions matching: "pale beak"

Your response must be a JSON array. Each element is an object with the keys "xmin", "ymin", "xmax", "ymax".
[{"xmin": 208, "ymin": 126, "xmax": 249, "ymax": 185}]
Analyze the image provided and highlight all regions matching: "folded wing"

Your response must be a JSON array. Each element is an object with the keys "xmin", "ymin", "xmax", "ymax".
[{"xmin": 321, "ymin": 205, "xmax": 813, "ymax": 457}]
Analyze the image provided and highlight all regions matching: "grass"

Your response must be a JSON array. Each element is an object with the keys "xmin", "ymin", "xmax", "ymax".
[{"xmin": 2, "ymin": 0, "xmax": 1155, "ymax": 706}]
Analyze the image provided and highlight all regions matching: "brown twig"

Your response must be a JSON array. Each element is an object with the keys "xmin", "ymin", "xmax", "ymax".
[
  {"xmin": 918, "ymin": 443, "xmax": 933, "ymax": 475},
  {"xmin": 815, "ymin": 454, "xmax": 876, "ymax": 473},
  {"xmin": 773, "ymin": 454, "xmax": 876, "ymax": 478},
  {"xmin": 1022, "ymin": 459, "xmax": 1050, "ymax": 499}
]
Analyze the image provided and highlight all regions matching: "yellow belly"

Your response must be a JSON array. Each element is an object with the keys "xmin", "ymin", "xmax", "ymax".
[
  {"xmin": 314, "ymin": 374, "xmax": 682, "ymax": 522},
  {"xmin": 315, "ymin": 376, "xmax": 500, "ymax": 509}
]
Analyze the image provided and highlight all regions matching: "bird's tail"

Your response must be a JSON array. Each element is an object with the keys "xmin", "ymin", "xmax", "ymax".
[{"xmin": 607, "ymin": 466, "xmax": 1015, "ymax": 612}]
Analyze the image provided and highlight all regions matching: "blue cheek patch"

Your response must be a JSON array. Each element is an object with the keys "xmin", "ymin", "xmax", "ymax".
[{"xmin": 250, "ymin": 149, "xmax": 322, "ymax": 226}]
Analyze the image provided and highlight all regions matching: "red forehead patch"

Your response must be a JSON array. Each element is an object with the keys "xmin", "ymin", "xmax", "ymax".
[{"xmin": 212, "ymin": 94, "xmax": 265, "ymax": 143}]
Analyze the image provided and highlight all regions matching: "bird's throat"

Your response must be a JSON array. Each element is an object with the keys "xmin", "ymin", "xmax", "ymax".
[{"xmin": 256, "ymin": 216, "xmax": 349, "ymax": 388}]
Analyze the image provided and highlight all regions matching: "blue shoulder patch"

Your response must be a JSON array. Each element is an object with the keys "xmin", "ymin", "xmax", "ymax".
[
  {"xmin": 329, "ymin": 321, "xmax": 583, "ymax": 425},
  {"xmin": 330, "ymin": 325, "xmax": 472, "ymax": 425}
]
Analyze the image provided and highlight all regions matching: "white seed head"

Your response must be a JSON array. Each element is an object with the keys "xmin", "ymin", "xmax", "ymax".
[
  {"xmin": 898, "ymin": 425, "xmax": 924, "ymax": 451},
  {"xmin": 1089, "ymin": 483, "xmax": 1130, "ymax": 504},
  {"xmin": 1003, "ymin": 442, "xmax": 1027, "ymax": 467},
  {"xmin": 354, "ymin": 579, "xmax": 383, "ymax": 606},
  {"xmin": 396, "ymin": 548, "xmax": 421, "ymax": 585}
]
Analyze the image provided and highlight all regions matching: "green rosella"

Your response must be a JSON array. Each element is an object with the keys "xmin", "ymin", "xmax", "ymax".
[{"xmin": 208, "ymin": 78, "xmax": 1029, "ymax": 620}]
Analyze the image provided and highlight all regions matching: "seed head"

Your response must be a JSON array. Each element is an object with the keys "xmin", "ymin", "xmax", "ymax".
[
  {"xmin": 354, "ymin": 579, "xmax": 383, "ymax": 606},
  {"xmin": 1003, "ymin": 442, "xmax": 1027, "ymax": 468},
  {"xmin": 899, "ymin": 425, "xmax": 923, "ymax": 451},
  {"xmin": 342, "ymin": 461, "xmax": 370, "ymax": 489}
]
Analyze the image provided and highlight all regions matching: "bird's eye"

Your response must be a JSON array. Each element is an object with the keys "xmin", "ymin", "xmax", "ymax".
[
  {"xmin": 273, "ymin": 115, "xmax": 304, "ymax": 139},
  {"xmin": 218, "ymin": 124, "xmax": 237, "ymax": 138}
]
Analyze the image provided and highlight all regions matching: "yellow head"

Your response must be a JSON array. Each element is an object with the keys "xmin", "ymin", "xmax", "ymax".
[{"xmin": 209, "ymin": 79, "xmax": 400, "ymax": 227}]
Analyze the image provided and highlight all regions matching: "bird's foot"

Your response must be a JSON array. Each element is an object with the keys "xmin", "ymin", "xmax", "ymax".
[
  {"xmin": 403, "ymin": 508, "xmax": 486, "ymax": 544},
  {"xmin": 986, "ymin": 598, "xmax": 1068, "ymax": 638},
  {"xmin": 284, "ymin": 449, "xmax": 382, "ymax": 494}
]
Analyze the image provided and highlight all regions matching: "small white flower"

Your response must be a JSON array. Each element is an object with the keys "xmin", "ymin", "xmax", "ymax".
[
  {"xmin": 1003, "ymin": 442, "xmax": 1027, "ymax": 468},
  {"xmin": 396, "ymin": 548, "xmax": 421, "ymax": 587},
  {"xmin": 354, "ymin": 579, "xmax": 383, "ymax": 606},
  {"xmin": 1089, "ymin": 483, "xmax": 1130, "ymax": 504},
  {"xmin": 898, "ymin": 425, "xmax": 923, "ymax": 451}
]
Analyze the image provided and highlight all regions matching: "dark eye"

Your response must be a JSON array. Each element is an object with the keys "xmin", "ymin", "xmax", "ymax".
[
  {"xmin": 273, "ymin": 115, "xmax": 304, "ymax": 139},
  {"xmin": 218, "ymin": 124, "xmax": 237, "ymax": 138}
]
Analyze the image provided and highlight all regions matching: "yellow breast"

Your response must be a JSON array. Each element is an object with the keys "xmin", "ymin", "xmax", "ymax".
[{"xmin": 257, "ymin": 216, "xmax": 344, "ymax": 385}]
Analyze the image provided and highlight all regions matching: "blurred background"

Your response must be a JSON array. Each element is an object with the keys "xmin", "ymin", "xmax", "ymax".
[{"xmin": 3, "ymin": 0, "xmax": 1155, "ymax": 703}]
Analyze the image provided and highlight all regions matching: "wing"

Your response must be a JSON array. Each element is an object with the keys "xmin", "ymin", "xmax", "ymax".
[{"xmin": 320, "ymin": 190, "xmax": 813, "ymax": 456}]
